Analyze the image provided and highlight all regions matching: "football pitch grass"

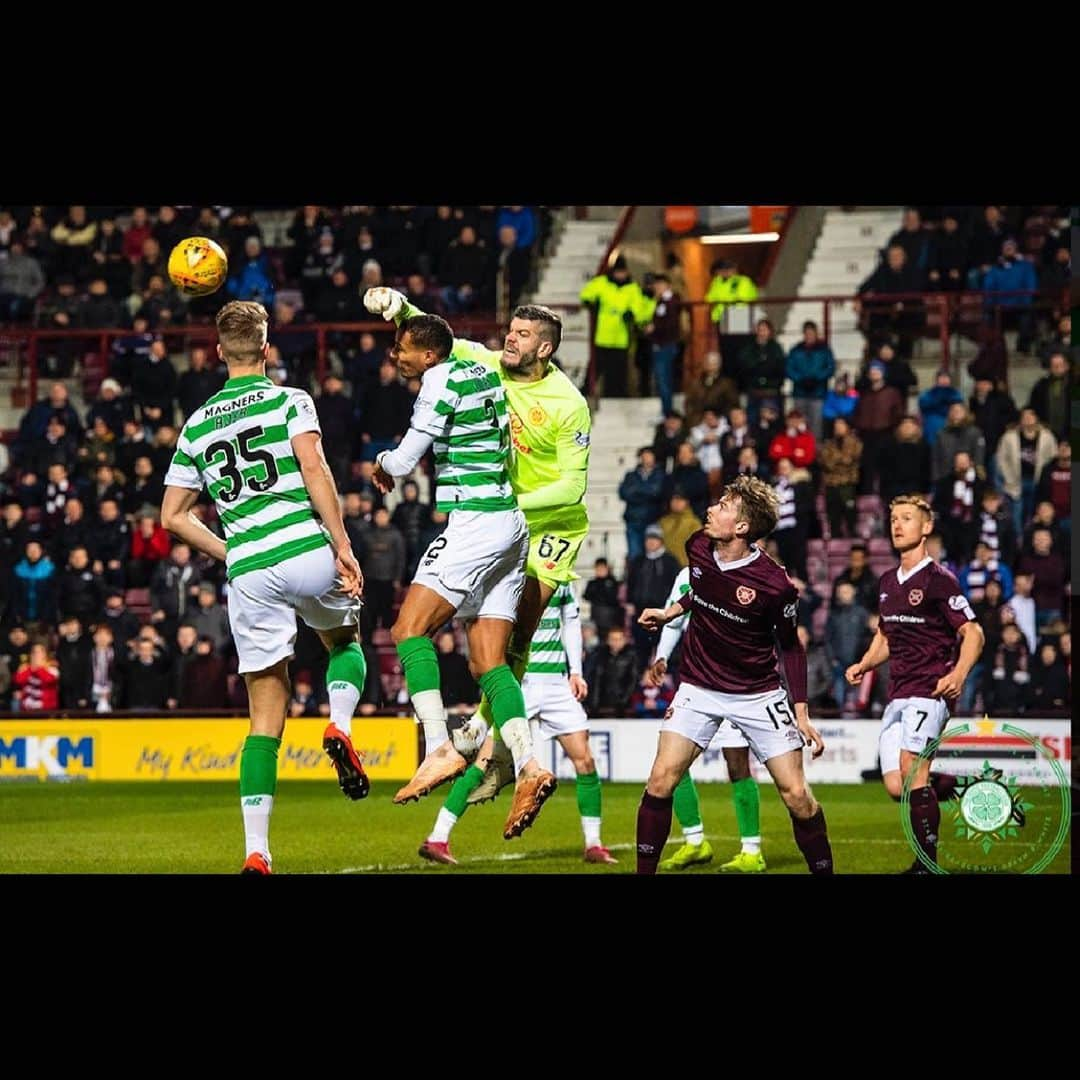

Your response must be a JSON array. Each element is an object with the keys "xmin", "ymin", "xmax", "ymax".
[{"xmin": 0, "ymin": 780, "xmax": 1069, "ymax": 874}]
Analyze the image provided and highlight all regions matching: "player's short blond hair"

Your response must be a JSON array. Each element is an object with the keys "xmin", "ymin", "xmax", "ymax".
[
  {"xmin": 889, "ymin": 493, "xmax": 934, "ymax": 520},
  {"xmin": 724, "ymin": 474, "xmax": 780, "ymax": 542},
  {"xmin": 216, "ymin": 301, "xmax": 269, "ymax": 365}
]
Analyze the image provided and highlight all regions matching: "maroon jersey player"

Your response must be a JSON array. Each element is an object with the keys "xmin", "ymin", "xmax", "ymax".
[
  {"xmin": 846, "ymin": 494, "xmax": 984, "ymax": 873},
  {"xmin": 636, "ymin": 475, "xmax": 833, "ymax": 876}
]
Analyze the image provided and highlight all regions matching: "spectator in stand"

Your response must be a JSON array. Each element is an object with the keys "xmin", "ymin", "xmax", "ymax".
[
  {"xmin": 857, "ymin": 341, "xmax": 917, "ymax": 401},
  {"xmin": 344, "ymin": 227, "xmax": 383, "ymax": 287},
  {"xmin": 978, "ymin": 488, "xmax": 1018, "ymax": 565},
  {"xmin": 88, "ymin": 375, "xmax": 135, "ymax": 437},
  {"xmin": 618, "ymin": 446, "xmax": 665, "ymax": 561},
  {"xmin": 933, "ymin": 451, "xmax": 985, "ymax": 564},
  {"xmin": 927, "ymin": 212, "xmax": 967, "ymax": 292},
  {"xmin": 1030, "ymin": 642, "xmax": 1069, "ymax": 712},
  {"xmin": 969, "ymin": 376, "xmax": 1018, "ymax": 487},
  {"xmin": 495, "ymin": 206, "xmax": 536, "ymax": 251},
  {"xmin": 57, "ymin": 546, "xmax": 103, "ymax": 626},
  {"xmin": 1036, "ymin": 439, "xmax": 1070, "ymax": 539},
  {"xmin": 123, "ymin": 634, "xmax": 172, "ymax": 710},
  {"xmin": 831, "ymin": 542, "xmax": 880, "ymax": 614},
  {"xmin": 771, "ymin": 458, "xmax": 812, "ymax": 582},
  {"xmin": 1039, "ymin": 313, "xmax": 1070, "ymax": 370},
  {"xmin": 689, "ymin": 408, "xmax": 726, "ymax": 499},
  {"xmin": 822, "ymin": 370, "xmax": 859, "ymax": 436},
  {"xmin": 728, "ymin": 444, "xmax": 770, "ymax": 487},
  {"xmin": 315, "ymin": 374, "xmax": 355, "ymax": 489},
  {"xmin": 13, "ymin": 642, "xmax": 60, "ymax": 711},
  {"xmin": 826, "ymin": 581, "xmax": 871, "ymax": 711},
  {"xmin": 652, "ymin": 411, "xmax": 688, "ymax": 472},
  {"xmin": 683, "ymin": 351, "xmax": 739, "ymax": 428},
  {"xmin": 287, "ymin": 206, "xmax": 334, "ymax": 277},
  {"xmin": 984, "ymin": 623, "xmax": 1030, "ymax": 716},
  {"xmin": 316, "ymin": 265, "xmax": 366, "ymax": 327},
  {"xmin": 966, "ymin": 206, "xmax": 1007, "ymax": 287},
  {"xmin": 359, "ymin": 357, "xmax": 413, "ymax": 462},
  {"xmin": 167, "ymin": 624, "xmax": 199, "ymax": 708},
  {"xmin": 101, "ymin": 588, "xmax": 139, "ymax": 653},
  {"xmin": 627, "ymin": 525, "xmax": 680, "ymax": 667},
  {"xmin": 128, "ymin": 511, "xmax": 171, "ymax": 589},
  {"xmin": 641, "ymin": 272, "xmax": 683, "ymax": 417},
  {"xmin": 436, "ymin": 630, "xmax": 481, "ymax": 714},
  {"xmin": 50, "ymin": 497, "xmax": 91, "ymax": 569},
  {"xmin": 122, "ymin": 207, "xmax": 152, "ymax": 262},
  {"xmin": 190, "ymin": 583, "xmax": 230, "ymax": 654},
  {"xmin": 717, "ymin": 404, "xmax": 754, "ymax": 475},
  {"xmin": 786, "ymin": 320, "xmax": 835, "ymax": 441},
  {"xmin": 287, "ymin": 670, "xmax": 327, "ymax": 718},
  {"xmin": 583, "ymin": 558, "xmax": 623, "ymax": 638},
  {"xmin": 178, "ymin": 634, "xmax": 229, "ymax": 709},
  {"xmin": 851, "ymin": 361, "xmax": 903, "ymax": 495},
  {"xmin": 960, "ymin": 539, "xmax": 1015, "ymax": 604},
  {"xmin": 0, "ymin": 238, "xmax": 46, "ymax": 322},
  {"xmin": 768, "ymin": 408, "xmax": 817, "ymax": 470},
  {"xmin": 272, "ymin": 299, "xmax": 317, "ymax": 385},
  {"xmin": 918, "ymin": 369, "xmax": 964, "ymax": 447},
  {"xmin": 704, "ymin": 258, "xmax": 758, "ymax": 356},
  {"xmin": 131, "ymin": 338, "xmax": 177, "ymax": 422},
  {"xmin": 50, "ymin": 205, "xmax": 97, "ymax": 280},
  {"xmin": 439, "ymin": 224, "xmax": 491, "ymax": 314},
  {"xmin": 997, "ymin": 408, "xmax": 1057, "ymax": 538},
  {"xmin": 226, "ymin": 235, "xmax": 276, "ymax": 310},
  {"xmin": 931, "ymin": 401, "xmax": 986, "ymax": 485},
  {"xmin": 56, "ymin": 614, "xmax": 93, "ymax": 709},
  {"xmin": 126, "ymin": 454, "xmax": 164, "ymax": 515},
  {"xmin": 878, "ymin": 414, "xmax": 931, "ymax": 508},
  {"xmin": 358, "ymin": 506, "xmax": 405, "ymax": 638},
  {"xmin": 22, "ymin": 211, "xmax": 56, "ymax": 274},
  {"xmin": 28, "ymin": 417, "xmax": 77, "ymax": 476},
  {"xmin": 495, "ymin": 224, "xmax": 531, "ymax": 309},
  {"xmin": 16, "ymin": 383, "xmax": 83, "ymax": 468},
  {"xmin": 82, "ymin": 274, "xmax": 125, "ymax": 328},
  {"xmin": 87, "ymin": 622, "xmax": 121, "ymax": 712},
  {"xmin": 887, "ymin": 207, "xmax": 933, "ymax": 279},
  {"xmin": 129, "ymin": 236, "xmax": 167, "ymax": 302},
  {"xmin": 586, "ymin": 626, "xmax": 640, "ymax": 714},
  {"xmin": 79, "ymin": 415, "xmax": 119, "ymax": 483},
  {"xmin": 151, "ymin": 205, "xmax": 185, "ymax": 258},
  {"xmin": 1028, "ymin": 351, "xmax": 1070, "ymax": 442},
  {"xmin": 658, "ymin": 491, "xmax": 701, "ymax": 568},
  {"xmin": 343, "ymin": 491, "xmax": 373, "ymax": 557},
  {"xmin": 579, "ymin": 255, "xmax": 650, "ymax": 398},
  {"xmin": 177, "ymin": 347, "xmax": 225, "ymax": 420},
  {"xmin": 981, "ymin": 238, "xmax": 1038, "ymax": 353},
  {"xmin": 856, "ymin": 244, "xmax": 926, "ymax": 359},
  {"xmin": 12, "ymin": 540, "xmax": 57, "ymax": 627},
  {"xmin": 390, "ymin": 479, "xmax": 430, "ymax": 583},
  {"xmin": 89, "ymin": 497, "xmax": 128, "ymax": 587},
  {"xmin": 818, "ymin": 416, "xmax": 862, "ymax": 538},
  {"xmin": 663, "ymin": 441, "xmax": 709, "ymax": 520},
  {"xmin": 735, "ymin": 318, "xmax": 786, "ymax": 426},
  {"xmin": 1022, "ymin": 501, "xmax": 1067, "ymax": 558},
  {"xmin": 150, "ymin": 541, "xmax": 201, "ymax": 639}
]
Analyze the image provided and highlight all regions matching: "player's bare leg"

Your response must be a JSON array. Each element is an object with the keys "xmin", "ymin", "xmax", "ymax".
[
  {"xmin": 239, "ymin": 659, "xmax": 291, "ymax": 874},
  {"xmin": 637, "ymin": 730, "xmax": 702, "ymax": 874},
  {"xmin": 558, "ymin": 730, "xmax": 615, "ymax": 863},
  {"xmin": 466, "ymin": 615, "xmax": 556, "ymax": 838},
  {"xmin": 764, "ymin": 749, "xmax": 834, "ymax": 875},
  {"xmin": 719, "ymin": 747, "xmax": 766, "ymax": 872},
  {"xmin": 392, "ymin": 585, "xmax": 465, "ymax": 803},
  {"xmin": 318, "ymin": 622, "xmax": 370, "ymax": 800}
]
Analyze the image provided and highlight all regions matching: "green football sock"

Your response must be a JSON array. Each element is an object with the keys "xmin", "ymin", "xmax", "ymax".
[
  {"xmin": 732, "ymin": 776, "xmax": 761, "ymax": 841},
  {"xmin": 577, "ymin": 770, "xmax": 603, "ymax": 848},
  {"xmin": 240, "ymin": 734, "xmax": 280, "ymax": 797},
  {"xmin": 444, "ymin": 764, "xmax": 485, "ymax": 818},
  {"xmin": 397, "ymin": 635, "xmax": 447, "ymax": 752},
  {"xmin": 476, "ymin": 664, "xmax": 526, "ymax": 735},
  {"xmin": 326, "ymin": 642, "xmax": 367, "ymax": 736},
  {"xmin": 673, "ymin": 771, "xmax": 702, "ymax": 830},
  {"xmin": 476, "ymin": 642, "xmax": 529, "ymax": 728}
]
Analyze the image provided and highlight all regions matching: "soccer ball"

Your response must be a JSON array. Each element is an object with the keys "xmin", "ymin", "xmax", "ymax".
[
  {"xmin": 450, "ymin": 716, "xmax": 489, "ymax": 762},
  {"xmin": 167, "ymin": 236, "xmax": 229, "ymax": 297}
]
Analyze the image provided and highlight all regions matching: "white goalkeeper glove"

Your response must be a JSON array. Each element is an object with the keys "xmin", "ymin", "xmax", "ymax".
[{"xmin": 363, "ymin": 287, "xmax": 405, "ymax": 322}]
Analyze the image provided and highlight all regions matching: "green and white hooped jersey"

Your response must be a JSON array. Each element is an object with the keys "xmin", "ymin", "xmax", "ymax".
[
  {"xmin": 526, "ymin": 583, "xmax": 579, "ymax": 677},
  {"xmin": 412, "ymin": 357, "xmax": 516, "ymax": 514},
  {"xmin": 164, "ymin": 374, "xmax": 328, "ymax": 580}
]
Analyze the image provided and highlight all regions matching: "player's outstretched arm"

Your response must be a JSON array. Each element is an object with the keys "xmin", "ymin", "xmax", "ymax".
[
  {"xmin": 638, "ymin": 601, "xmax": 685, "ymax": 631},
  {"xmin": 774, "ymin": 592, "xmax": 824, "ymax": 757},
  {"xmin": 932, "ymin": 620, "xmax": 985, "ymax": 701},
  {"xmin": 161, "ymin": 485, "xmax": 227, "ymax": 563},
  {"xmin": 846, "ymin": 626, "xmax": 890, "ymax": 685},
  {"xmin": 292, "ymin": 431, "xmax": 363, "ymax": 598}
]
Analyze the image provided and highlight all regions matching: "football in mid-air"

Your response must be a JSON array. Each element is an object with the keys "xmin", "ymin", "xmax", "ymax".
[{"xmin": 167, "ymin": 236, "xmax": 229, "ymax": 296}]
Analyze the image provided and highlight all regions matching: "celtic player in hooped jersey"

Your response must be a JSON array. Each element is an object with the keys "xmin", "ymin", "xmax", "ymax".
[
  {"xmin": 161, "ymin": 301, "xmax": 369, "ymax": 875},
  {"xmin": 418, "ymin": 583, "xmax": 617, "ymax": 867},
  {"xmin": 645, "ymin": 566, "xmax": 766, "ymax": 873},
  {"xmin": 364, "ymin": 287, "xmax": 592, "ymax": 811},
  {"xmin": 370, "ymin": 312, "xmax": 556, "ymax": 840}
]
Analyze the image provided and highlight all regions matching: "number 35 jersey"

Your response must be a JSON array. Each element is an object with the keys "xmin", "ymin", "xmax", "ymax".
[{"xmin": 164, "ymin": 373, "xmax": 329, "ymax": 580}]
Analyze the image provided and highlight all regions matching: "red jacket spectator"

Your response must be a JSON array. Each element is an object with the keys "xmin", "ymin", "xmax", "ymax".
[
  {"xmin": 131, "ymin": 520, "xmax": 171, "ymax": 562},
  {"xmin": 123, "ymin": 208, "xmax": 153, "ymax": 262},
  {"xmin": 14, "ymin": 650, "xmax": 60, "ymax": 710},
  {"xmin": 768, "ymin": 412, "xmax": 817, "ymax": 468}
]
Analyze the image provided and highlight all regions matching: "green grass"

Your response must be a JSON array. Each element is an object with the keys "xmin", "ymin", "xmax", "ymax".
[{"xmin": 0, "ymin": 780, "xmax": 1069, "ymax": 874}]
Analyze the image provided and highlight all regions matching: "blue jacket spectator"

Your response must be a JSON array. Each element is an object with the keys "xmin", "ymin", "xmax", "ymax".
[
  {"xmin": 823, "ymin": 373, "xmax": 858, "ymax": 426},
  {"xmin": 918, "ymin": 372, "xmax": 965, "ymax": 447},
  {"xmin": 227, "ymin": 237, "xmax": 276, "ymax": 309},
  {"xmin": 786, "ymin": 328, "xmax": 836, "ymax": 400},
  {"xmin": 618, "ymin": 448, "xmax": 666, "ymax": 561},
  {"xmin": 495, "ymin": 206, "xmax": 537, "ymax": 249},
  {"xmin": 13, "ymin": 542, "xmax": 58, "ymax": 623},
  {"xmin": 982, "ymin": 242, "xmax": 1038, "ymax": 307}
]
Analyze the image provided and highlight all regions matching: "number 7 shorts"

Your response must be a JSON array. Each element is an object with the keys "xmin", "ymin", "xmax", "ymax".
[
  {"xmin": 412, "ymin": 508, "xmax": 529, "ymax": 622},
  {"xmin": 227, "ymin": 542, "xmax": 361, "ymax": 675},
  {"xmin": 663, "ymin": 682, "xmax": 805, "ymax": 763},
  {"xmin": 878, "ymin": 696, "xmax": 950, "ymax": 774}
]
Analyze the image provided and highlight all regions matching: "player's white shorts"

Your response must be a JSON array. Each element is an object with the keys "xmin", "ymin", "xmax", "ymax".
[
  {"xmin": 412, "ymin": 508, "xmax": 528, "ymax": 622},
  {"xmin": 709, "ymin": 716, "xmax": 751, "ymax": 752},
  {"xmin": 227, "ymin": 543, "xmax": 361, "ymax": 675},
  {"xmin": 879, "ymin": 696, "xmax": 950, "ymax": 774},
  {"xmin": 663, "ymin": 682, "xmax": 804, "ymax": 763},
  {"xmin": 523, "ymin": 674, "xmax": 589, "ymax": 740}
]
